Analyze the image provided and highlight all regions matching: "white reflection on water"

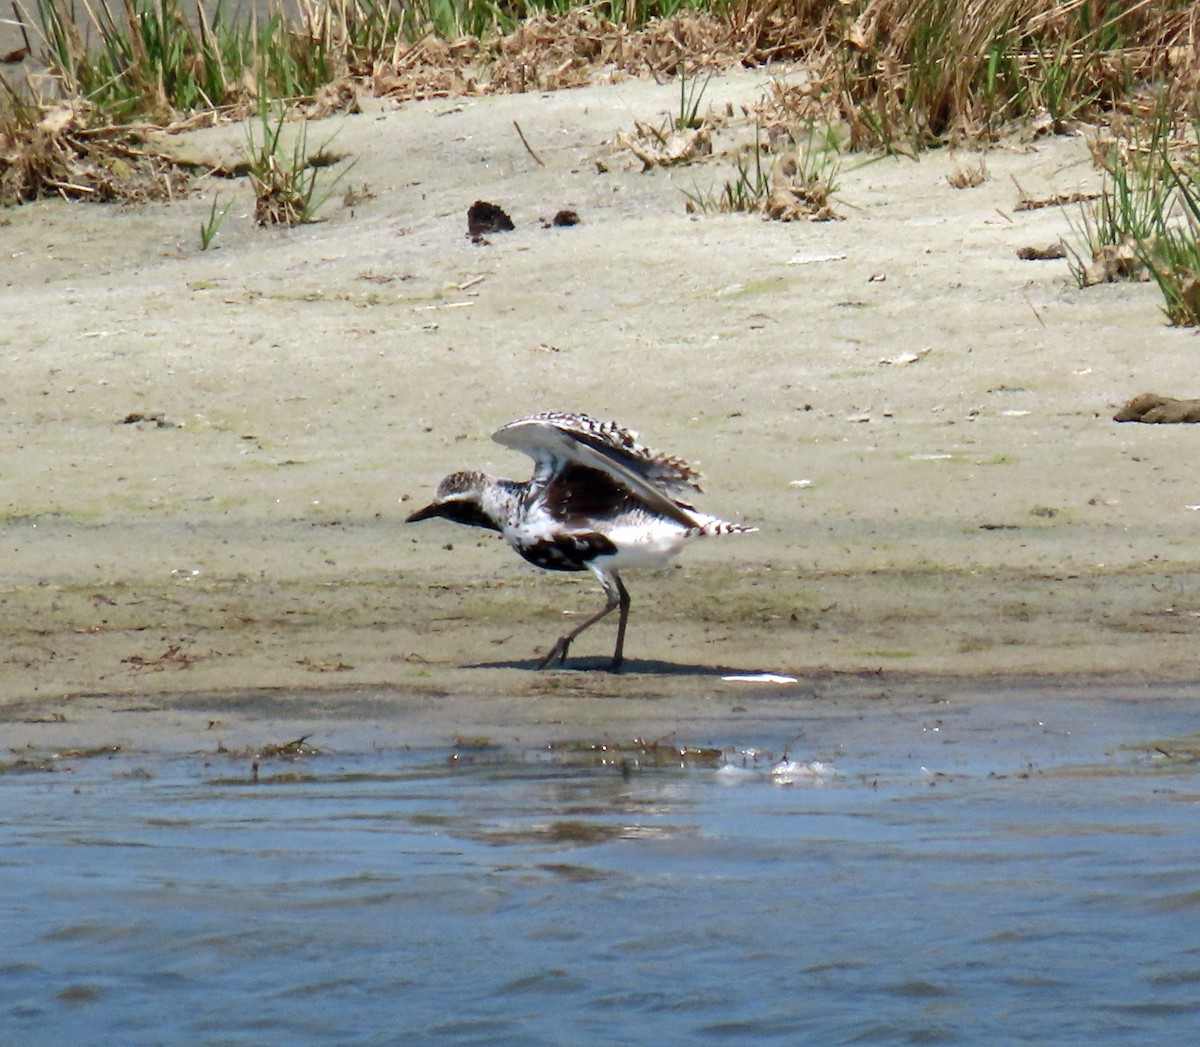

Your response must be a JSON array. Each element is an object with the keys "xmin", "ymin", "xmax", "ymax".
[{"xmin": 3, "ymin": 701, "xmax": 1200, "ymax": 1046}]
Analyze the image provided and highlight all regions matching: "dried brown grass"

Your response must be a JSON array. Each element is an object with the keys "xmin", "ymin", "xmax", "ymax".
[
  {"xmin": 0, "ymin": 92, "xmax": 189, "ymax": 205},
  {"xmin": 366, "ymin": 2, "xmax": 1200, "ymax": 151},
  {"xmin": 373, "ymin": 10, "xmax": 746, "ymax": 100},
  {"xmin": 5, "ymin": 1, "xmax": 1200, "ymax": 209},
  {"xmin": 749, "ymin": 0, "xmax": 1200, "ymax": 148}
]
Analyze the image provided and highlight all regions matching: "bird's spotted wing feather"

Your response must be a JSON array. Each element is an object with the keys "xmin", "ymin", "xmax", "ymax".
[
  {"xmin": 498, "ymin": 413, "xmax": 703, "ymax": 493},
  {"xmin": 494, "ymin": 413, "xmax": 700, "ymax": 529}
]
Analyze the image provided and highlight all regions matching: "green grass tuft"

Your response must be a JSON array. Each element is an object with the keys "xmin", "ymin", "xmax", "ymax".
[
  {"xmin": 244, "ymin": 100, "xmax": 353, "ymax": 226},
  {"xmin": 1143, "ymin": 152, "xmax": 1200, "ymax": 326},
  {"xmin": 199, "ymin": 192, "xmax": 234, "ymax": 248}
]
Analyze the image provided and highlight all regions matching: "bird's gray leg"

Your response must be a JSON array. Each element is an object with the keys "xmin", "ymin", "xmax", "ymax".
[
  {"xmin": 610, "ymin": 573, "xmax": 631, "ymax": 673},
  {"xmin": 537, "ymin": 573, "xmax": 624, "ymax": 671}
]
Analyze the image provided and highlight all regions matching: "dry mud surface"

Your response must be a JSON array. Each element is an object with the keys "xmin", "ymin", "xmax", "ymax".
[{"xmin": 3, "ymin": 68, "xmax": 1200, "ymax": 751}]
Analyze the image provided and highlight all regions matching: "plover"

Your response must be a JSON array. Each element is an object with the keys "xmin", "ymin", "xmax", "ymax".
[{"xmin": 406, "ymin": 411, "xmax": 755, "ymax": 671}]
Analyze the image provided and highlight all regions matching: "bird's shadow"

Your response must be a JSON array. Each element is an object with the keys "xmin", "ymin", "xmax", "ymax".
[{"xmin": 466, "ymin": 656, "xmax": 775, "ymax": 677}]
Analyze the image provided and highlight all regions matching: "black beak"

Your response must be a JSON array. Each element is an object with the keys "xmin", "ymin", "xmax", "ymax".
[
  {"xmin": 405, "ymin": 501, "xmax": 446, "ymax": 524},
  {"xmin": 404, "ymin": 497, "xmax": 501, "ymax": 533}
]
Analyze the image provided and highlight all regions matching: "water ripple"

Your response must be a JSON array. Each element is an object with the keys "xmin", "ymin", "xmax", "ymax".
[{"xmin": 4, "ymin": 702, "xmax": 1200, "ymax": 1045}]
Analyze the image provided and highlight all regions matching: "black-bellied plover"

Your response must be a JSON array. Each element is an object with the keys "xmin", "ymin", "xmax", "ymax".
[{"xmin": 406, "ymin": 411, "xmax": 755, "ymax": 671}]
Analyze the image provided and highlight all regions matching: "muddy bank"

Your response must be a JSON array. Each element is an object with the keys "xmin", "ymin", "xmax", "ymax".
[{"xmin": 2, "ymin": 69, "xmax": 1199, "ymax": 748}]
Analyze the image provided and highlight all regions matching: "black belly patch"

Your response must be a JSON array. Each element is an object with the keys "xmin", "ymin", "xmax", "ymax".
[{"xmin": 517, "ymin": 531, "xmax": 617, "ymax": 572}]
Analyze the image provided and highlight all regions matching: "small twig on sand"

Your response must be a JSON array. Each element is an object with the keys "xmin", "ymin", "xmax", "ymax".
[
  {"xmin": 513, "ymin": 121, "xmax": 545, "ymax": 168},
  {"xmin": 1022, "ymin": 289, "xmax": 1046, "ymax": 328},
  {"xmin": 13, "ymin": 3, "xmax": 32, "ymax": 54}
]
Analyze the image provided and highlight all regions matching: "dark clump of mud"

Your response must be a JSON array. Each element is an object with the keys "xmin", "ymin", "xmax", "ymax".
[
  {"xmin": 467, "ymin": 199, "xmax": 515, "ymax": 238},
  {"xmin": 1114, "ymin": 392, "xmax": 1200, "ymax": 423}
]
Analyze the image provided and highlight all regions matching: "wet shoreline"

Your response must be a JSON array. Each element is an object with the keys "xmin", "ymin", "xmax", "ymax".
[{"xmin": 5, "ymin": 672, "xmax": 1199, "ymax": 761}]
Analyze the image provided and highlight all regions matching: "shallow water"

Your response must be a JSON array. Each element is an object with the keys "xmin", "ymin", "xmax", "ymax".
[{"xmin": 4, "ymin": 695, "xmax": 1200, "ymax": 1046}]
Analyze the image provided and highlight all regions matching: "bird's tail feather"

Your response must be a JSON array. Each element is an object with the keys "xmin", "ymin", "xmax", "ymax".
[{"xmin": 688, "ymin": 520, "xmax": 757, "ymax": 538}]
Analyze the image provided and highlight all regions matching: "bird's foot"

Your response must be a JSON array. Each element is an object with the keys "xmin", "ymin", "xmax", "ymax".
[
  {"xmin": 536, "ymin": 638, "xmax": 571, "ymax": 670},
  {"xmin": 536, "ymin": 640, "xmax": 625, "ymax": 672}
]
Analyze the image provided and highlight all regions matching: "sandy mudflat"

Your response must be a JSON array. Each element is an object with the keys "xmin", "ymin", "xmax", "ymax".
[{"xmin": 2, "ymin": 67, "xmax": 1199, "ymax": 752}]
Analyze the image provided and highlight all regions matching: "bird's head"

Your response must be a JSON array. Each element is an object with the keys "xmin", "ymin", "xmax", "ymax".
[{"xmin": 405, "ymin": 471, "xmax": 500, "ymax": 531}]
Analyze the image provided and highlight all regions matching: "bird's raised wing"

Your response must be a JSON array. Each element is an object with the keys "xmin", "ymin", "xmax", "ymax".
[
  {"xmin": 494, "ymin": 413, "xmax": 701, "ymax": 529},
  {"xmin": 496, "ymin": 412, "xmax": 703, "ymax": 492}
]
